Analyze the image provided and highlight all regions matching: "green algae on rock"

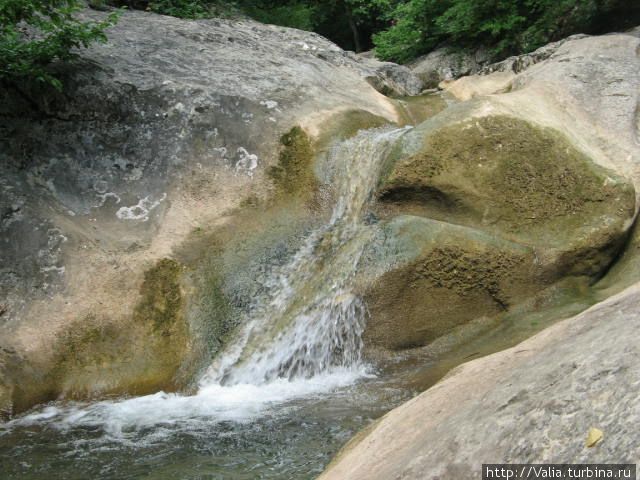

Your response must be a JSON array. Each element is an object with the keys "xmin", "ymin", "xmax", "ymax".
[
  {"xmin": 268, "ymin": 126, "xmax": 317, "ymax": 199},
  {"xmin": 5, "ymin": 258, "xmax": 191, "ymax": 413},
  {"xmin": 315, "ymin": 110, "xmax": 392, "ymax": 147},
  {"xmin": 393, "ymin": 93, "xmax": 447, "ymax": 127},
  {"xmin": 362, "ymin": 113, "xmax": 635, "ymax": 351},
  {"xmin": 134, "ymin": 259, "xmax": 184, "ymax": 336},
  {"xmin": 57, "ymin": 259, "xmax": 189, "ymax": 396},
  {"xmin": 362, "ymin": 216, "xmax": 539, "ymax": 349},
  {"xmin": 379, "ymin": 115, "xmax": 634, "ymax": 247}
]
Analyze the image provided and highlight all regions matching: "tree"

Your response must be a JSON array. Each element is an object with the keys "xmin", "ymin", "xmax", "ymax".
[
  {"xmin": 143, "ymin": 0, "xmax": 397, "ymax": 52},
  {"xmin": 373, "ymin": 0, "xmax": 640, "ymax": 63},
  {"xmin": 49, "ymin": 0, "xmax": 638, "ymax": 68},
  {"xmin": 342, "ymin": 0, "xmax": 395, "ymax": 53},
  {"xmin": 0, "ymin": 0, "xmax": 118, "ymax": 89}
]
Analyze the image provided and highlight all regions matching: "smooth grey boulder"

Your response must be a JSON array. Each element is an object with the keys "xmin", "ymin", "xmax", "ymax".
[
  {"xmin": 356, "ymin": 55, "xmax": 424, "ymax": 95},
  {"xmin": 321, "ymin": 283, "xmax": 640, "ymax": 479},
  {"xmin": 408, "ymin": 47, "xmax": 490, "ymax": 88}
]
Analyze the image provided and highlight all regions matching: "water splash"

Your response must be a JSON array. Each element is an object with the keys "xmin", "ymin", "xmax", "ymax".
[{"xmin": 1, "ymin": 369, "xmax": 366, "ymax": 442}]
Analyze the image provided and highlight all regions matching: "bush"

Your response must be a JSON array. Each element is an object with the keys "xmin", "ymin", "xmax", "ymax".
[
  {"xmin": 143, "ymin": 0, "xmax": 394, "ymax": 51},
  {"xmin": 0, "ymin": 0, "xmax": 119, "ymax": 89},
  {"xmin": 372, "ymin": 0, "xmax": 448, "ymax": 63},
  {"xmin": 147, "ymin": 0, "xmax": 317, "ymax": 31},
  {"xmin": 244, "ymin": 2, "xmax": 317, "ymax": 31}
]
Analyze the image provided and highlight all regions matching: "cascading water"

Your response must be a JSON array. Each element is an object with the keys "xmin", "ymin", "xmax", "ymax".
[
  {"xmin": 202, "ymin": 125, "xmax": 411, "ymax": 387},
  {"xmin": 0, "ymin": 125, "xmax": 420, "ymax": 480},
  {"xmin": 0, "ymin": 125, "xmax": 412, "ymax": 437}
]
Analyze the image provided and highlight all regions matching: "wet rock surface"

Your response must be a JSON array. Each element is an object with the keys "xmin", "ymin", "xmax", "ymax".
[
  {"xmin": 363, "ymin": 217, "xmax": 539, "ymax": 349},
  {"xmin": 359, "ymin": 30, "xmax": 640, "ymax": 352},
  {"xmin": 1, "ymin": 18, "xmax": 640, "ymax": 479},
  {"xmin": 362, "ymin": 110, "xmax": 634, "ymax": 351},
  {"xmin": 0, "ymin": 9, "xmax": 401, "ymax": 415}
]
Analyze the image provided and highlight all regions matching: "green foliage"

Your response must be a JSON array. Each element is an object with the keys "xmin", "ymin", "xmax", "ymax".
[
  {"xmin": 372, "ymin": 0, "xmax": 446, "ymax": 63},
  {"xmin": 146, "ymin": 0, "xmax": 316, "ymax": 26},
  {"xmin": 314, "ymin": 0, "xmax": 393, "ymax": 51},
  {"xmin": 148, "ymin": 0, "xmax": 210, "ymax": 18},
  {"xmin": 147, "ymin": 0, "xmax": 239, "ymax": 19},
  {"xmin": 244, "ymin": 1, "xmax": 317, "ymax": 30},
  {"xmin": 11, "ymin": 0, "xmax": 628, "ymax": 81},
  {"xmin": 125, "ymin": 0, "xmax": 639, "ymax": 61},
  {"xmin": 143, "ymin": 0, "xmax": 394, "ymax": 51},
  {"xmin": 374, "ymin": 0, "xmax": 639, "ymax": 63},
  {"xmin": 0, "ymin": 0, "xmax": 119, "ymax": 89}
]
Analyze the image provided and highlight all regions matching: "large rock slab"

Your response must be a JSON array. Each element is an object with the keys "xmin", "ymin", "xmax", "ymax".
[
  {"xmin": 323, "ymin": 29, "xmax": 640, "ymax": 479},
  {"xmin": 478, "ymin": 34, "xmax": 588, "ymax": 76},
  {"xmin": 408, "ymin": 47, "xmax": 490, "ymax": 88},
  {"xmin": 321, "ymin": 282, "xmax": 640, "ymax": 479},
  {"xmin": 444, "ymin": 32, "xmax": 640, "ymax": 193},
  {"xmin": 380, "ymin": 112, "xmax": 634, "ymax": 255},
  {"xmin": 356, "ymin": 55, "xmax": 424, "ymax": 96}
]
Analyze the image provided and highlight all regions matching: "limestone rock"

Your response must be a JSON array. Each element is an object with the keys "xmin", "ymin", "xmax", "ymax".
[
  {"xmin": 322, "ymin": 30, "xmax": 640, "ymax": 478},
  {"xmin": 479, "ymin": 35, "xmax": 588, "ymax": 75},
  {"xmin": 408, "ymin": 47, "xmax": 490, "ymax": 88},
  {"xmin": 322, "ymin": 283, "xmax": 640, "ymax": 479},
  {"xmin": 364, "ymin": 106, "xmax": 634, "ymax": 350},
  {"xmin": 356, "ymin": 55, "xmax": 424, "ymax": 96},
  {"xmin": 444, "ymin": 33, "xmax": 640, "ymax": 190}
]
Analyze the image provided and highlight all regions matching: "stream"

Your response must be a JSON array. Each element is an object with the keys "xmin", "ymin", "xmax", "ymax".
[
  {"xmin": 0, "ymin": 120, "xmax": 599, "ymax": 479},
  {"xmin": 1, "ymin": 126, "xmax": 413, "ymax": 479}
]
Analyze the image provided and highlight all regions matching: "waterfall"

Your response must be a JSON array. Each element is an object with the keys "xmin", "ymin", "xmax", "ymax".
[
  {"xmin": 201, "ymin": 126, "xmax": 411, "ymax": 387},
  {"xmin": 3, "ymin": 126, "xmax": 412, "ymax": 435}
]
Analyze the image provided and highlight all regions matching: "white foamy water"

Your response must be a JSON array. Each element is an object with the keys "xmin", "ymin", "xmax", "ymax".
[
  {"xmin": 2, "ymin": 127, "xmax": 410, "ymax": 436},
  {"xmin": 3, "ymin": 368, "xmax": 369, "ymax": 441}
]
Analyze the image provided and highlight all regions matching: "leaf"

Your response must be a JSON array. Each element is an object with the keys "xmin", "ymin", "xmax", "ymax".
[{"xmin": 586, "ymin": 427, "xmax": 603, "ymax": 447}]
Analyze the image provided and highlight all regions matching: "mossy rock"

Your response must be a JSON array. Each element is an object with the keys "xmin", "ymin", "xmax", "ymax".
[
  {"xmin": 364, "ymin": 111, "xmax": 635, "ymax": 351},
  {"xmin": 0, "ymin": 354, "xmax": 14, "ymax": 418},
  {"xmin": 268, "ymin": 126, "xmax": 317, "ymax": 199},
  {"xmin": 133, "ymin": 258, "xmax": 183, "ymax": 335},
  {"xmin": 378, "ymin": 114, "xmax": 635, "ymax": 276},
  {"xmin": 20, "ymin": 258, "xmax": 192, "ymax": 404},
  {"xmin": 363, "ymin": 216, "xmax": 546, "ymax": 350}
]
